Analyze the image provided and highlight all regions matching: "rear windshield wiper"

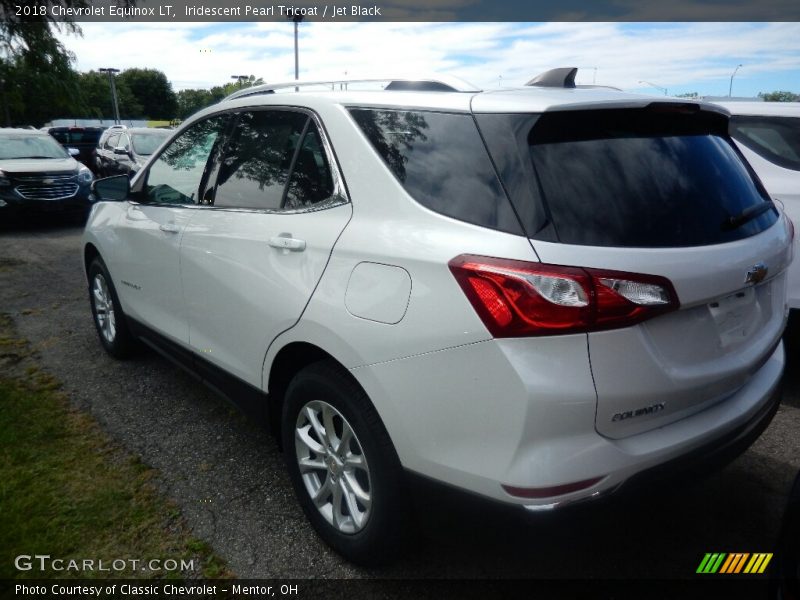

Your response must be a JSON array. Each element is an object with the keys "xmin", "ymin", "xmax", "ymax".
[
  {"xmin": 722, "ymin": 200, "xmax": 776, "ymax": 231},
  {"xmin": 11, "ymin": 155, "xmax": 61, "ymax": 159}
]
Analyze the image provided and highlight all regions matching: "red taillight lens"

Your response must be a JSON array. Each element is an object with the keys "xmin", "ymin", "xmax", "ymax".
[{"xmin": 449, "ymin": 255, "xmax": 679, "ymax": 337}]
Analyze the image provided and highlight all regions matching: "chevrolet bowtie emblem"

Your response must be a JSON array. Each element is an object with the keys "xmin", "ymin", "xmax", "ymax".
[{"xmin": 745, "ymin": 263, "xmax": 768, "ymax": 286}]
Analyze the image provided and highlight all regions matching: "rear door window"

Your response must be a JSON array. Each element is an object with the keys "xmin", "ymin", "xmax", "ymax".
[
  {"xmin": 730, "ymin": 115, "xmax": 800, "ymax": 172},
  {"xmin": 213, "ymin": 110, "xmax": 308, "ymax": 211},
  {"xmin": 478, "ymin": 108, "xmax": 777, "ymax": 248}
]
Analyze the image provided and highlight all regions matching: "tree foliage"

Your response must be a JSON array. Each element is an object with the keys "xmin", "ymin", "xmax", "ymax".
[
  {"xmin": 758, "ymin": 91, "xmax": 800, "ymax": 102},
  {"xmin": 117, "ymin": 68, "xmax": 177, "ymax": 119},
  {"xmin": 0, "ymin": 0, "xmax": 89, "ymax": 125},
  {"xmin": 176, "ymin": 76, "xmax": 264, "ymax": 120},
  {"xmin": 78, "ymin": 70, "xmax": 143, "ymax": 119}
]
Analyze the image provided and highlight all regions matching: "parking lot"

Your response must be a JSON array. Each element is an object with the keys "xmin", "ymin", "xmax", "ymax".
[{"xmin": 1, "ymin": 222, "xmax": 799, "ymax": 583}]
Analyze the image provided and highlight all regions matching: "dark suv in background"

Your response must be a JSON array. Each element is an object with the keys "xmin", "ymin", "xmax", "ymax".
[
  {"xmin": 0, "ymin": 128, "xmax": 94, "ymax": 221},
  {"xmin": 95, "ymin": 126, "xmax": 170, "ymax": 178},
  {"xmin": 41, "ymin": 125, "xmax": 106, "ymax": 174}
]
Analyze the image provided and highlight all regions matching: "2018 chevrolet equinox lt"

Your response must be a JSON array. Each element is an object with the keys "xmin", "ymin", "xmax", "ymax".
[{"xmin": 82, "ymin": 69, "xmax": 793, "ymax": 564}]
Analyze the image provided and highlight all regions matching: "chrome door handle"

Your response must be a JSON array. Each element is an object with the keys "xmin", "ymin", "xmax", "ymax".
[
  {"xmin": 268, "ymin": 234, "xmax": 306, "ymax": 252},
  {"xmin": 159, "ymin": 223, "xmax": 180, "ymax": 234}
]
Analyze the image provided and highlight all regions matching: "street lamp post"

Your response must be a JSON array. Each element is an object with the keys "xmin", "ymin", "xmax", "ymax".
[
  {"xmin": 98, "ymin": 68, "xmax": 121, "ymax": 124},
  {"xmin": 287, "ymin": 14, "xmax": 304, "ymax": 91},
  {"xmin": 638, "ymin": 80, "xmax": 668, "ymax": 96},
  {"xmin": 729, "ymin": 64, "xmax": 743, "ymax": 97},
  {"xmin": 231, "ymin": 75, "xmax": 249, "ymax": 88}
]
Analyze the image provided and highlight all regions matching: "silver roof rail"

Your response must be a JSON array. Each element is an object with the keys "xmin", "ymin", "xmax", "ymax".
[{"xmin": 222, "ymin": 75, "xmax": 481, "ymax": 102}]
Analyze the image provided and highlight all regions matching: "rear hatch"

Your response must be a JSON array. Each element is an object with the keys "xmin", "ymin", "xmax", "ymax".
[{"xmin": 476, "ymin": 103, "xmax": 792, "ymax": 439}]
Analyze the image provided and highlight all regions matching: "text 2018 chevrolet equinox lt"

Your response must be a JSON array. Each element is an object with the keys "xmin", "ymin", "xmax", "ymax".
[{"xmin": 82, "ymin": 70, "xmax": 793, "ymax": 564}]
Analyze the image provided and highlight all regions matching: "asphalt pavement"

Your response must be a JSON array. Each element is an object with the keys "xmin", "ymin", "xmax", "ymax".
[{"xmin": 1, "ymin": 222, "xmax": 799, "ymax": 584}]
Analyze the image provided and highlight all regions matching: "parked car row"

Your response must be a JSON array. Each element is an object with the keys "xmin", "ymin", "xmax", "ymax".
[
  {"xmin": 0, "ymin": 124, "xmax": 171, "ymax": 222},
  {"xmin": 82, "ymin": 69, "xmax": 796, "ymax": 564}
]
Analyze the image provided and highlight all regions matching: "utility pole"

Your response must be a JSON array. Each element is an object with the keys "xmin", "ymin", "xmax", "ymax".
[{"xmin": 99, "ymin": 68, "xmax": 121, "ymax": 124}]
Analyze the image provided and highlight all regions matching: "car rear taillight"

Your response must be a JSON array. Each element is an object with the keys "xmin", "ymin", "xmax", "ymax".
[{"xmin": 448, "ymin": 255, "xmax": 679, "ymax": 337}]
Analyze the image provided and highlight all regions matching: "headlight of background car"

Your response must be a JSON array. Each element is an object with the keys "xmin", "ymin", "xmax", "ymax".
[{"xmin": 78, "ymin": 166, "xmax": 94, "ymax": 184}]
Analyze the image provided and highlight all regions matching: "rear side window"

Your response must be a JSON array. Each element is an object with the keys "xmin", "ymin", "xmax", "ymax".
[
  {"xmin": 730, "ymin": 115, "xmax": 800, "ymax": 172},
  {"xmin": 349, "ymin": 108, "xmax": 522, "ymax": 235},
  {"xmin": 480, "ymin": 108, "xmax": 776, "ymax": 248}
]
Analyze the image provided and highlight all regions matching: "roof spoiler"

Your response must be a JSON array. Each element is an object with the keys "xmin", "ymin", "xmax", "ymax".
[{"xmin": 525, "ymin": 67, "xmax": 578, "ymax": 89}]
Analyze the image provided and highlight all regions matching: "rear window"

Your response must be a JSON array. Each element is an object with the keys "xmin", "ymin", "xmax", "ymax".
[
  {"xmin": 49, "ymin": 129, "xmax": 103, "ymax": 145},
  {"xmin": 730, "ymin": 115, "xmax": 800, "ymax": 172},
  {"xmin": 477, "ymin": 108, "xmax": 777, "ymax": 248},
  {"xmin": 348, "ymin": 108, "xmax": 522, "ymax": 235}
]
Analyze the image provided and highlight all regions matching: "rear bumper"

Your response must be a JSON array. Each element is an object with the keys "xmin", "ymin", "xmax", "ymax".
[
  {"xmin": 538, "ymin": 376, "xmax": 782, "ymax": 511},
  {"xmin": 356, "ymin": 337, "xmax": 784, "ymax": 510}
]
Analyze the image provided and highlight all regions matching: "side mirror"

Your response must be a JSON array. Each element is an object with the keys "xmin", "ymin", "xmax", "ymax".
[
  {"xmin": 92, "ymin": 175, "xmax": 130, "ymax": 201},
  {"xmin": 67, "ymin": 147, "xmax": 80, "ymax": 157},
  {"xmin": 113, "ymin": 146, "xmax": 129, "ymax": 156}
]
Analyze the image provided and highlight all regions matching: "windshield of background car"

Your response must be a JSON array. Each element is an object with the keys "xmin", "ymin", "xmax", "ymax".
[
  {"xmin": 0, "ymin": 135, "xmax": 69, "ymax": 160},
  {"xmin": 476, "ymin": 107, "xmax": 777, "ymax": 247},
  {"xmin": 730, "ymin": 115, "xmax": 800, "ymax": 172},
  {"xmin": 132, "ymin": 132, "xmax": 170, "ymax": 156}
]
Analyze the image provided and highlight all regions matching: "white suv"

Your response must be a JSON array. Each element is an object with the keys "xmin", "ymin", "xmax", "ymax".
[
  {"xmin": 711, "ymin": 101, "xmax": 800, "ymax": 308},
  {"xmin": 83, "ymin": 71, "xmax": 792, "ymax": 564}
]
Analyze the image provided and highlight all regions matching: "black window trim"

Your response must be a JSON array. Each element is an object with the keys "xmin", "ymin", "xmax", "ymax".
[{"xmin": 133, "ymin": 105, "xmax": 350, "ymax": 215}]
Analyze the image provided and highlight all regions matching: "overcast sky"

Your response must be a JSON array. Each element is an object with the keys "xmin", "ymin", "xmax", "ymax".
[{"xmin": 57, "ymin": 22, "xmax": 800, "ymax": 97}]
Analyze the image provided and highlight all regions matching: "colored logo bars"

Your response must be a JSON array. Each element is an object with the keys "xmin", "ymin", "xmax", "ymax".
[{"xmin": 696, "ymin": 552, "xmax": 773, "ymax": 574}]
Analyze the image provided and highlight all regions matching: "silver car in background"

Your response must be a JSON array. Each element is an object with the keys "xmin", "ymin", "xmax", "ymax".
[{"xmin": 713, "ymin": 101, "xmax": 800, "ymax": 307}]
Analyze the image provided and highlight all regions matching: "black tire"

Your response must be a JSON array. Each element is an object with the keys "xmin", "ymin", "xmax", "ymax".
[
  {"xmin": 282, "ymin": 360, "xmax": 410, "ymax": 565},
  {"xmin": 87, "ymin": 257, "xmax": 137, "ymax": 359}
]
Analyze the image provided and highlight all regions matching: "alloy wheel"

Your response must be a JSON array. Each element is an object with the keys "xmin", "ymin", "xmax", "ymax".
[{"xmin": 294, "ymin": 400, "xmax": 372, "ymax": 534}]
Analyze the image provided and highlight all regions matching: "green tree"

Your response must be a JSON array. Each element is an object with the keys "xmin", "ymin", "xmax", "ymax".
[
  {"xmin": 675, "ymin": 92, "xmax": 699, "ymax": 98},
  {"xmin": 176, "ymin": 88, "xmax": 214, "ymax": 120},
  {"xmin": 2, "ymin": 54, "xmax": 84, "ymax": 126},
  {"xmin": 176, "ymin": 76, "xmax": 264, "ymax": 120},
  {"xmin": 0, "ymin": 0, "xmax": 86, "ymax": 125},
  {"xmin": 117, "ymin": 68, "xmax": 177, "ymax": 119},
  {"xmin": 758, "ymin": 91, "xmax": 800, "ymax": 102},
  {"xmin": 0, "ymin": 0, "xmax": 132, "ymax": 125},
  {"xmin": 78, "ymin": 70, "xmax": 142, "ymax": 119}
]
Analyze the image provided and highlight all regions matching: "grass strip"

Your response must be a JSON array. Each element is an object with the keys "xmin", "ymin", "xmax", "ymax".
[{"xmin": 0, "ymin": 315, "xmax": 230, "ymax": 579}]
